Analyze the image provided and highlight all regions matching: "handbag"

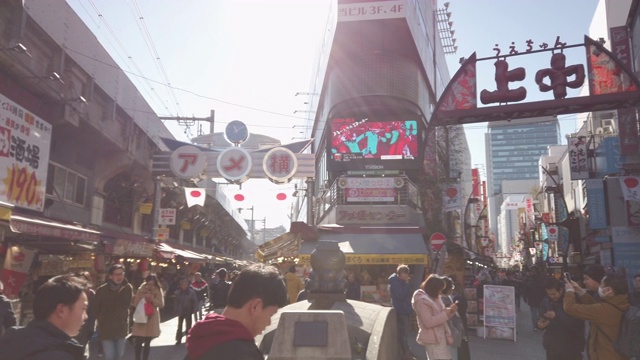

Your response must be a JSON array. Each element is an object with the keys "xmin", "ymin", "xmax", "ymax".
[
  {"xmin": 458, "ymin": 337, "xmax": 471, "ymax": 360},
  {"xmin": 133, "ymin": 298, "xmax": 148, "ymax": 323},
  {"xmin": 144, "ymin": 298, "xmax": 154, "ymax": 317}
]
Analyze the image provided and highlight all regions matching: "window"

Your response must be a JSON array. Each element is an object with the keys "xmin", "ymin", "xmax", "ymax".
[{"xmin": 46, "ymin": 163, "xmax": 87, "ymax": 206}]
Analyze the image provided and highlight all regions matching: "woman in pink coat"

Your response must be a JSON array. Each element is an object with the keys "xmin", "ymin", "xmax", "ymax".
[{"xmin": 412, "ymin": 274, "xmax": 459, "ymax": 360}]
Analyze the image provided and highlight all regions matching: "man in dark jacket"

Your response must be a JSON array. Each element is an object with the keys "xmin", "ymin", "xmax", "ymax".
[
  {"xmin": 94, "ymin": 264, "xmax": 133, "ymax": 360},
  {"xmin": 209, "ymin": 268, "xmax": 231, "ymax": 311},
  {"xmin": 175, "ymin": 278, "xmax": 198, "ymax": 345},
  {"xmin": 389, "ymin": 264, "xmax": 416, "ymax": 360},
  {"xmin": 525, "ymin": 273, "xmax": 546, "ymax": 330},
  {"xmin": 0, "ymin": 280, "xmax": 17, "ymax": 337},
  {"xmin": 0, "ymin": 274, "xmax": 88, "ymax": 359},
  {"xmin": 186, "ymin": 264, "xmax": 287, "ymax": 360},
  {"xmin": 536, "ymin": 277, "xmax": 585, "ymax": 360}
]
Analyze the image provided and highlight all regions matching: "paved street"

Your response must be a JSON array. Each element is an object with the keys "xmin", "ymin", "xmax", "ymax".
[{"xmin": 88, "ymin": 305, "xmax": 549, "ymax": 360}]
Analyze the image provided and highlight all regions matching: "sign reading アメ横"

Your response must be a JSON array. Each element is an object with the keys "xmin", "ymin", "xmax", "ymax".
[{"xmin": 0, "ymin": 93, "xmax": 52, "ymax": 211}]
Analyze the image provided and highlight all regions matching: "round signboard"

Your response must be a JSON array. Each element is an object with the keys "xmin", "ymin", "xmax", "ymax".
[
  {"xmin": 262, "ymin": 147, "xmax": 298, "ymax": 184},
  {"xmin": 217, "ymin": 147, "xmax": 252, "ymax": 184},
  {"xmin": 170, "ymin": 145, "xmax": 206, "ymax": 179},
  {"xmin": 430, "ymin": 232, "xmax": 447, "ymax": 252}
]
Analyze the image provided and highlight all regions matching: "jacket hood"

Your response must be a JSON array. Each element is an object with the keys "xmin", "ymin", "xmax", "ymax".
[
  {"xmin": 0, "ymin": 320, "xmax": 83, "ymax": 360},
  {"xmin": 187, "ymin": 313, "xmax": 254, "ymax": 359}
]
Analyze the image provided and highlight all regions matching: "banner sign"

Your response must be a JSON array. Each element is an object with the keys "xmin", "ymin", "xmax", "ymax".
[
  {"xmin": 568, "ymin": 136, "xmax": 589, "ymax": 180},
  {"xmin": 158, "ymin": 208, "xmax": 176, "ymax": 225},
  {"xmin": 1, "ymin": 245, "xmax": 36, "ymax": 299},
  {"xmin": 109, "ymin": 239, "xmax": 155, "ymax": 258},
  {"xmin": 586, "ymin": 179, "xmax": 608, "ymax": 229},
  {"xmin": 0, "ymin": 93, "xmax": 52, "ymax": 211},
  {"xmin": 442, "ymin": 185, "xmax": 461, "ymax": 212},
  {"xmin": 343, "ymin": 177, "xmax": 396, "ymax": 188},
  {"xmin": 619, "ymin": 176, "xmax": 640, "ymax": 202},
  {"xmin": 346, "ymin": 187, "xmax": 396, "ymax": 202}
]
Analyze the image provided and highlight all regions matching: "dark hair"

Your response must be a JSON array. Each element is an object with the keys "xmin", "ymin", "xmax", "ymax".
[
  {"xmin": 583, "ymin": 264, "xmax": 605, "ymax": 283},
  {"xmin": 108, "ymin": 263, "xmax": 125, "ymax": 275},
  {"xmin": 602, "ymin": 273, "xmax": 629, "ymax": 296},
  {"xmin": 397, "ymin": 264, "xmax": 410, "ymax": 275},
  {"xmin": 543, "ymin": 277, "xmax": 563, "ymax": 291},
  {"xmin": 145, "ymin": 274, "xmax": 160, "ymax": 289},
  {"xmin": 217, "ymin": 268, "xmax": 227, "ymax": 279},
  {"xmin": 441, "ymin": 276, "xmax": 454, "ymax": 294},
  {"xmin": 289, "ymin": 265, "xmax": 296, "ymax": 273},
  {"xmin": 634, "ymin": 274, "xmax": 640, "ymax": 280},
  {"xmin": 34, "ymin": 275, "xmax": 88, "ymax": 321},
  {"xmin": 227, "ymin": 264, "xmax": 287, "ymax": 309},
  {"xmin": 421, "ymin": 274, "xmax": 445, "ymax": 298}
]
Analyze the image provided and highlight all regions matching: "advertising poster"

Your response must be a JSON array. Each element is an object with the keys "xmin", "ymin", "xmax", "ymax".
[
  {"xmin": 483, "ymin": 285, "xmax": 516, "ymax": 341},
  {"xmin": 611, "ymin": 226, "xmax": 640, "ymax": 289},
  {"xmin": 0, "ymin": 245, "xmax": 36, "ymax": 299},
  {"xmin": 0, "ymin": 93, "xmax": 52, "ymax": 211}
]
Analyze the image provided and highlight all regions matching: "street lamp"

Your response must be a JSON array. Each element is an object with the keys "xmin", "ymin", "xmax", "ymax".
[{"xmin": 237, "ymin": 206, "xmax": 255, "ymax": 243}]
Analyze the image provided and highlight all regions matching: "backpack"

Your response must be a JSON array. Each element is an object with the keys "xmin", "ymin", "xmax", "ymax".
[{"xmin": 613, "ymin": 305, "xmax": 640, "ymax": 358}]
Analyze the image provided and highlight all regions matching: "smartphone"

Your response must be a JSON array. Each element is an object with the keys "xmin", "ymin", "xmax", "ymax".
[{"xmin": 564, "ymin": 272, "xmax": 572, "ymax": 281}]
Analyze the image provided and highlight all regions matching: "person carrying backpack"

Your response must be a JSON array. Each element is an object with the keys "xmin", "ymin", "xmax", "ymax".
[{"xmin": 564, "ymin": 272, "xmax": 630, "ymax": 360}]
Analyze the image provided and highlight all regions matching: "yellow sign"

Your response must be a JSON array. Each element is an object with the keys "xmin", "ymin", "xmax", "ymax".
[
  {"xmin": 139, "ymin": 202, "xmax": 153, "ymax": 215},
  {"xmin": 298, "ymin": 253, "xmax": 428, "ymax": 265},
  {"xmin": 154, "ymin": 227, "xmax": 170, "ymax": 241}
]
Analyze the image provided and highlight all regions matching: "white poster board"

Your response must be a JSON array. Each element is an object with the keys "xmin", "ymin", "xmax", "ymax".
[{"xmin": 483, "ymin": 285, "xmax": 516, "ymax": 341}]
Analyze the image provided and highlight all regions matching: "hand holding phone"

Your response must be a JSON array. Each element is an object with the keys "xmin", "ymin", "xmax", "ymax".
[{"xmin": 564, "ymin": 272, "xmax": 572, "ymax": 282}]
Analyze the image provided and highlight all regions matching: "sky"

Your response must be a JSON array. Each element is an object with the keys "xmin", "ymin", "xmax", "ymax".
[{"xmin": 66, "ymin": 0, "xmax": 600, "ymax": 227}]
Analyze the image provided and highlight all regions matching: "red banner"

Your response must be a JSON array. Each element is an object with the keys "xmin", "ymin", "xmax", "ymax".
[{"xmin": 1, "ymin": 245, "xmax": 36, "ymax": 299}]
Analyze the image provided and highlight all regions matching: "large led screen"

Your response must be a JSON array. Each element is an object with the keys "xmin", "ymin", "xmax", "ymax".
[{"xmin": 328, "ymin": 117, "xmax": 421, "ymax": 171}]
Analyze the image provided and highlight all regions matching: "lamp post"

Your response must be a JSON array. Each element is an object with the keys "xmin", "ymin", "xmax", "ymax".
[{"xmin": 237, "ymin": 206, "xmax": 255, "ymax": 243}]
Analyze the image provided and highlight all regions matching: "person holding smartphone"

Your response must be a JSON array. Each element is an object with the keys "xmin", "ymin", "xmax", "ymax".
[{"xmin": 536, "ymin": 277, "xmax": 585, "ymax": 360}]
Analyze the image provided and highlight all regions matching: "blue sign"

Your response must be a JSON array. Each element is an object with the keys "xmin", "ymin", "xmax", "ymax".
[
  {"xmin": 540, "ymin": 222, "xmax": 548, "ymax": 240},
  {"xmin": 595, "ymin": 137, "xmax": 624, "ymax": 177},
  {"xmin": 542, "ymin": 242, "xmax": 549, "ymax": 261},
  {"xmin": 558, "ymin": 226, "xmax": 569, "ymax": 255},
  {"xmin": 586, "ymin": 179, "xmax": 608, "ymax": 229}
]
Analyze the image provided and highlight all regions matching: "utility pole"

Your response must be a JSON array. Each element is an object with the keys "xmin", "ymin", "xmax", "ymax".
[{"xmin": 158, "ymin": 109, "xmax": 214, "ymax": 136}]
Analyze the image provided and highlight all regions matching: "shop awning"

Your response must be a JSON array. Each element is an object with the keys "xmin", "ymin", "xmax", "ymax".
[
  {"xmin": 10, "ymin": 214, "xmax": 101, "ymax": 242},
  {"xmin": 256, "ymin": 232, "xmax": 302, "ymax": 262},
  {"xmin": 298, "ymin": 232, "xmax": 428, "ymax": 265},
  {"xmin": 156, "ymin": 242, "xmax": 210, "ymax": 262}
]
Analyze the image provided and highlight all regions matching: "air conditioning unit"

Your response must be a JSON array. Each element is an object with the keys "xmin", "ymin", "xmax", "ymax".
[
  {"xmin": 603, "ymin": 125, "xmax": 614, "ymax": 134},
  {"xmin": 602, "ymin": 119, "xmax": 615, "ymax": 128}
]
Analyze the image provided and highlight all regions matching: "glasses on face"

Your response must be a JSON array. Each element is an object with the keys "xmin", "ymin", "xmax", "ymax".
[{"xmin": 112, "ymin": 272, "xmax": 125, "ymax": 277}]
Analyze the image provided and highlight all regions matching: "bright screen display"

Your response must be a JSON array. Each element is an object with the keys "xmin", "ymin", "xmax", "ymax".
[{"xmin": 329, "ymin": 117, "xmax": 420, "ymax": 171}]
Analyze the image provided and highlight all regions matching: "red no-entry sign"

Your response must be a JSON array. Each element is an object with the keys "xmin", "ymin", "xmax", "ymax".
[{"xmin": 430, "ymin": 232, "xmax": 447, "ymax": 252}]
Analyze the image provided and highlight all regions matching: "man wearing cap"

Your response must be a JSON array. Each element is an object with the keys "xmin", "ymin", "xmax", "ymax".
[
  {"xmin": 582, "ymin": 264, "xmax": 605, "ymax": 299},
  {"xmin": 210, "ymin": 269, "xmax": 231, "ymax": 313}
]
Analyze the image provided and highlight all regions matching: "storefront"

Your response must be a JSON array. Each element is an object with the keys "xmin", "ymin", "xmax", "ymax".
[{"xmin": 298, "ymin": 228, "xmax": 429, "ymax": 305}]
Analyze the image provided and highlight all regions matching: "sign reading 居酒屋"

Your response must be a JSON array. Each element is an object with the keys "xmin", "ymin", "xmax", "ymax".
[{"xmin": 0, "ymin": 93, "xmax": 52, "ymax": 211}]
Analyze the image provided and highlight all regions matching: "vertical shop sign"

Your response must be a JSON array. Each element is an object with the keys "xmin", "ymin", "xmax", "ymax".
[
  {"xmin": 586, "ymin": 179, "xmax": 608, "ymax": 229},
  {"xmin": 442, "ymin": 184, "xmax": 461, "ymax": 212},
  {"xmin": 610, "ymin": 26, "xmax": 639, "ymax": 155},
  {"xmin": 568, "ymin": 136, "xmax": 589, "ymax": 180},
  {"xmin": 0, "ymin": 94, "xmax": 52, "ymax": 211}
]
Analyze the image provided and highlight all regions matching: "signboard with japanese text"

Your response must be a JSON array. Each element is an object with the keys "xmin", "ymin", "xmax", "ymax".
[
  {"xmin": 170, "ymin": 145, "xmax": 206, "ymax": 180},
  {"xmin": 338, "ymin": 0, "xmax": 405, "ymax": 22},
  {"xmin": 336, "ymin": 204, "xmax": 410, "ymax": 224},
  {"xmin": 483, "ymin": 285, "xmax": 516, "ymax": 341},
  {"xmin": 158, "ymin": 208, "xmax": 176, "ymax": 225},
  {"xmin": 595, "ymin": 136, "xmax": 624, "ymax": 177},
  {"xmin": 298, "ymin": 253, "xmax": 427, "ymax": 266},
  {"xmin": 0, "ymin": 93, "xmax": 51, "ymax": 211},
  {"xmin": 611, "ymin": 226, "xmax": 640, "ymax": 289},
  {"xmin": 442, "ymin": 185, "xmax": 461, "ymax": 212},
  {"xmin": 586, "ymin": 179, "xmax": 607, "ymax": 229},
  {"xmin": 109, "ymin": 239, "xmax": 155, "ymax": 258},
  {"xmin": 568, "ymin": 136, "xmax": 589, "ymax": 180},
  {"xmin": 10, "ymin": 216, "xmax": 101, "ymax": 242},
  {"xmin": 263, "ymin": 147, "xmax": 298, "ymax": 184},
  {"xmin": 217, "ymin": 147, "xmax": 252, "ymax": 184},
  {"xmin": 610, "ymin": 26, "xmax": 639, "ymax": 155},
  {"xmin": 346, "ymin": 188, "xmax": 397, "ymax": 202}
]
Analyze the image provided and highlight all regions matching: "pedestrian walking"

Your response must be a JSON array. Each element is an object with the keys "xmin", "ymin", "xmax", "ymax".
[
  {"xmin": 536, "ymin": 277, "xmax": 585, "ymax": 360},
  {"xmin": 190, "ymin": 272, "xmax": 208, "ymax": 321},
  {"xmin": 525, "ymin": 273, "xmax": 546, "ymax": 330},
  {"xmin": 174, "ymin": 278, "xmax": 197, "ymax": 345},
  {"xmin": 0, "ymin": 280, "xmax": 17, "ymax": 338},
  {"xmin": 564, "ymin": 272, "xmax": 630, "ymax": 360},
  {"xmin": 345, "ymin": 272, "xmax": 361, "ymax": 301},
  {"xmin": 284, "ymin": 265, "xmax": 303, "ymax": 304},
  {"xmin": 209, "ymin": 268, "xmax": 231, "ymax": 312},
  {"xmin": 130, "ymin": 274, "xmax": 164, "ymax": 360},
  {"xmin": 389, "ymin": 264, "xmax": 418, "ymax": 360},
  {"xmin": 94, "ymin": 264, "xmax": 134, "ymax": 360},
  {"xmin": 441, "ymin": 276, "xmax": 465, "ymax": 360},
  {"xmin": 186, "ymin": 263, "xmax": 287, "ymax": 359},
  {"xmin": 412, "ymin": 274, "xmax": 458, "ymax": 360},
  {"xmin": 0, "ymin": 275, "xmax": 88, "ymax": 359}
]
